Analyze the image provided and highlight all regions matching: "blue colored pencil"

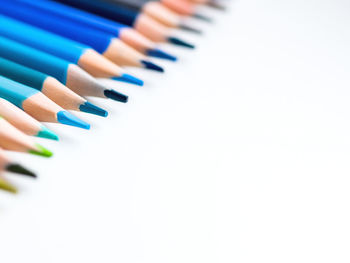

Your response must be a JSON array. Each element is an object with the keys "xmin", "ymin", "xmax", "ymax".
[
  {"xmin": 0, "ymin": 36, "xmax": 128, "ymax": 103},
  {"xmin": 97, "ymin": 0, "xmax": 203, "ymax": 34},
  {"xmin": 0, "ymin": 4, "xmax": 147, "ymax": 83},
  {"xmin": 13, "ymin": 0, "xmax": 177, "ymax": 60},
  {"xmin": 0, "ymin": 76, "xmax": 90, "ymax": 129},
  {"xmin": 18, "ymin": 0, "xmax": 194, "ymax": 48},
  {"xmin": 0, "ymin": 15, "xmax": 161, "ymax": 75},
  {"xmin": 0, "ymin": 56, "xmax": 107, "ymax": 117}
]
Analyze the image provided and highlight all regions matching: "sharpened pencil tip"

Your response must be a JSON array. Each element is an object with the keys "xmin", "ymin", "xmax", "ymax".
[
  {"xmin": 30, "ymin": 144, "xmax": 53, "ymax": 158},
  {"xmin": 208, "ymin": 1, "xmax": 227, "ymax": 11},
  {"xmin": 0, "ymin": 178, "xmax": 17, "ymax": 194},
  {"xmin": 147, "ymin": 48, "xmax": 177, "ymax": 62},
  {"xmin": 37, "ymin": 126, "xmax": 59, "ymax": 141},
  {"xmin": 113, "ymin": 74, "xmax": 144, "ymax": 86},
  {"xmin": 80, "ymin": 101, "xmax": 108, "ymax": 117},
  {"xmin": 179, "ymin": 24, "xmax": 203, "ymax": 35},
  {"xmin": 6, "ymin": 164, "xmax": 37, "ymax": 178},
  {"xmin": 167, "ymin": 37, "xmax": 195, "ymax": 49},
  {"xmin": 104, "ymin": 89, "xmax": 129, "ymax": 103},
  {"xmin": 141, "ymin": 60, "xmax": 164, "ymax": 73},
  {"xmin": 57, "ymin": 111, "xmax": 90, "ymax": 130},
  {"xmin": 193, "ymin": 13, "xmax": 213, "ymax": 23}
]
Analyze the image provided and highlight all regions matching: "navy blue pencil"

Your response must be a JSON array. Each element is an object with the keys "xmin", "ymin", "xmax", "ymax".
[
  {"xmin": 100, "ymin": 0, "xmax": 202, "ymax": 34},
  {"xmin": 51, "ymin": 0, "xmax": 195, "ymax": 48}
]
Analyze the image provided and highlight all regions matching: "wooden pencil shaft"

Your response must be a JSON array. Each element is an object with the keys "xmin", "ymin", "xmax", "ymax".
[
  {"xmin": 0, "ymin": 98, "xmax": 43, "ymax": 136},
  {"xmin": 0, "ymin": 117, "xmax": 39, "ymax": 153}
]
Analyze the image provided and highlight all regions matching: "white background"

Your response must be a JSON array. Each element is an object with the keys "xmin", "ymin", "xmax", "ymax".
[{"xmin": 1, "ymin": 0, "xmax": 350, "ymax": 262}]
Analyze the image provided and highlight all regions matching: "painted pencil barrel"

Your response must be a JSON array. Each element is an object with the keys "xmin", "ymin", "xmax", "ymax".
[
  {"xmin": 0, "ymin": 7, "xmax": 111, "ymax": 55},
  {"xmin": 51, "ymin": 0, "xmax": 139, "ymax": 26},
  {"xmin": 0, "ymin": 36, "xmax": 68, "ymax": 84},
  {"xmin": 0, "ymin": 15, "xmax": 85, "ymax": 63}
]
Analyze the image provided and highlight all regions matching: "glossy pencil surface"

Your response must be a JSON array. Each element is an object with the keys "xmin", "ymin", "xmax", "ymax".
[{"xmin": 53, "ymin": 0, "xmax": 140, "ymax": 26}]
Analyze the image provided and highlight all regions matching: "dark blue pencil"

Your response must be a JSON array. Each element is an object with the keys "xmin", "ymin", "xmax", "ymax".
[
  {"xmin": 11, "ymin": 0, "xmax": 177, "ymax": 61},
  {"xmin": 50, "ymin": 0, "xmax": 195, "ymax": 48}
]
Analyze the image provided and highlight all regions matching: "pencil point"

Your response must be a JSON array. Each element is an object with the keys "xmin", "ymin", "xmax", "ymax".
[
  {"xmin": 37, "ymin": 126, "xmax": 59, "ymax": 141},
  {"xmin": 167, "ymin": 37, "xmax": 195, "ymax": 49},
  {"xmin": 0, "ymin": 178, "xmax": 17, "ymax": 194},
  {"xmin": 179, "ymin": 24, "xmax": 203, "ymax": 35},
  {"xmin": 113, "ymin": 74, "xmax": 144, "ymax": 86},
  {"xmin": 146, "ymin": 48, "xmax": 177, "ymax": 61},
  {"xmin": 29, "ymin": 144, "xmax": 53, "ymax": 158},
  {"xmin": 7, "ymin": 164, "xmax": 37, "ymax": 178},
  {"xmin": 208, "ymin": 1, "xmax": 227, "ymax": 11},
  {"xmin": 193, "ymin": 13, "xmax": 213, "ymax": 23},
  {"xmin": 141, "ymin": 60, "xmax": 164, "ymax": 73},
  {"xmin": 57, "ymin": 111, "xmax": 91, "ymax": 130},
  {"xmin": 104, "ymin": 89, "xmax": 129, "ymax": 103},
  {"xmin": 80, "ymin": 101, "xmax": 108, "ymax": 117}
]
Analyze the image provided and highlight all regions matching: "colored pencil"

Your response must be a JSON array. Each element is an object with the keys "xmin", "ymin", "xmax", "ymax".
[
  {"xmin": 0, "ymin": 76, "xmax": 90, "ymax": 130},
  {"xmin": 0, "ymin": 98, "xmax": 59, "ymax": 141},
  {"xmin": 0, "ymin": 4, "xmax": 144, "ymax": 84},
  {"xmin": 0, "ymin": 148, "xmax": 36, "ymax": 178},
  {"xmin": 0, "ymin": 15, "xmax": 137, "ymax": 81},
  {"xmin": 103, "ymin": 0, "xmax": 202, "ymax": 34},
  {"xmin": 5, "ymin": 0, "xmax": 176, "ymax": 61},
  {"xmin": 0, "ymin": 175, "xmax": 17, "ymax": 194},
  {"xmin": 0, "ymin": 36, "xmax": 128, "ymax": 103},
  {"xmin": 0, "ymin": 116, "xmax": 53, "ymax": 158},
  {"xmin": 0, "ymin": 57, "xmax": 108, "ymax": 117},
  {"xmin": 48, "ymin": 0, "xmax": 195, "ymax": 48},
  {"xmin": 0, "ymin": 14, "xmax": 163, "ymax": 73}
]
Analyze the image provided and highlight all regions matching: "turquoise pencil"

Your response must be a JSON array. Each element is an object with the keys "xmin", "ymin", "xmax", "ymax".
[
  {"xmin": 0, "ymin": 36, "xmax": 128, "ymax": 103},
  {"xmin": 0, "ymin": 57, "xmax": 107, "ymax": 117},
  {"xmin": 0, "ymin": 76, "xmax": 90, "ymax": 130}
]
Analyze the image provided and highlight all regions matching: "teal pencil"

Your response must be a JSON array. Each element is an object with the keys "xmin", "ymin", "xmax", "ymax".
[
  {"xmin": 0, "ymin": 57, "xmax": 107, "ymax": 117},
  {"xmin": 0, "ymin": 36, "xmax": 128, "ymax": 103},
  {"xmin": 0, "ymin": 76, "xmax": 90, "ymax": 130}
]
